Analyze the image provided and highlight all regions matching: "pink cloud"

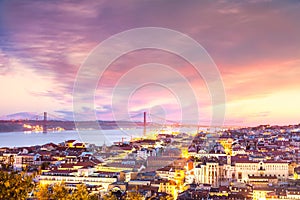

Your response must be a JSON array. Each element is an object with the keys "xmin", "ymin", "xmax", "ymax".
[{"xmin": 1, "ymin": 0, "xmax": 300, "ymax": 125}]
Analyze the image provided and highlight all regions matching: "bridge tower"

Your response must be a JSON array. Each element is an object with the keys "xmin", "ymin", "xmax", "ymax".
[
  {"xmin": 143, "ymin": 111, "xmax": 146, "ymax": 136},
  {"xmin": 43, "ymin": 112, "xmax": 47, "ymax": 133}
]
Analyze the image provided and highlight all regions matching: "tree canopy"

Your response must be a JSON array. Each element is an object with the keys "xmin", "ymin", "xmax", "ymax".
[
  {"xmin": 0, "ymin": 171, "xmax": 35, "ymax": 200},
  {"xmin": 0, "ymin": 171, "xmax": 100, "ymax": 200},
  {"xmin": 36, "ymin": 182, "xmax": 99, "ymax": 200}
]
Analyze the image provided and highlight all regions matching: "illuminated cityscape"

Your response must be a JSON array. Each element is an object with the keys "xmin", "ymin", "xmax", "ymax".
[
  {"xmin": 1, "ymin": 0, "xmax": 300, "ymax": 199},
  {"xmin": 1, "ymin": 124, "xmax": 300, "ymax": 199}
]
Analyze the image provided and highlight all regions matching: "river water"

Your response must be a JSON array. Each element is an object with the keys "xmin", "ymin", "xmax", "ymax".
[
  {"xmin": 0, "ymin": 129, "xmax": 146, "ymax": 147},
  {"xmin": 0, "ymin": 127, "xmax": 200, "ymax": 147}
]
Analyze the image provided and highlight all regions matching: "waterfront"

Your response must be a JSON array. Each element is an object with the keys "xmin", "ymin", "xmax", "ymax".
[
  {"xmin": 0, "ymin": 127, "xmax": 199, "ymax": 147},
  {"xmin": 2, "ymin": 124, "xmax": 300, "ymax": 199},
  {"xmin": 0, "ymin": 129, "xmax": 143, "ymax": 147}
]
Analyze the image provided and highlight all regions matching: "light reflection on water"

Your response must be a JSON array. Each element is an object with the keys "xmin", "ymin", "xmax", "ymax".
[
  {"xmin": 0, "ymin": 129, "xmax": 139, "ymax": 147},
  {"xmin": 0, "ymin": 129, "xmax": 202, "ymax": 147},
  {"xmin": 0, "ymin": 127, "xmax": 200, "ymax": 147}
]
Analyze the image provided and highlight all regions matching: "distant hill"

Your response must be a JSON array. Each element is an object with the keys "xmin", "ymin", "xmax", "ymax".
[
  {"xmin": 0, "ymin": 112, "xmax": 69, "ymax": 121},
  {"xmin": 0, "ymin": 112, "xmax": 147, "ymax": 132},
  {"xmin": 0, "ymin": 112, "xmax": 39, "ymax": 120}
]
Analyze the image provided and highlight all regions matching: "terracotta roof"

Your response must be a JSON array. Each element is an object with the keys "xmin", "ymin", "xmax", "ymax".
[
  {"xmin": 60, "ymin": 163, "xmax": 74, "ymax": 168},
  {"xmin": 65, "ymin": 140, "xmax": 76, "ymax": 143},
  {"xmin": 74, "ymin": 143, "xmax": 85, "ymax": 146},
  {"xmin": 264, "ymin": 160, "xmax": 288, "ymax": 163},
  {"xmin": 43, "ymin": 169, "xmax": 77, "ymax": 175},
  {"xmin": 74, "ymin": 161, "xmax": 96, "ymax": 167}
]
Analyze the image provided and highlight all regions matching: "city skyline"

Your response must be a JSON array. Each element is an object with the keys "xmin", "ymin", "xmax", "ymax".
[{"xmin": 1, "ymin": 1, "xmax": 300, "ymax": 126}]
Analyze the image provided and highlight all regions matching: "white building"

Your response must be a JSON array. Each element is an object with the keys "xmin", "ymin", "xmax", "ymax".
[
  {"xmin": 235, "ymin": 160, "xmax": 289, "ymax": 182},
  {"xmin": 194, "ymin": 161, "xmax": 219, "ymax": 187},
  {"xmin": 39, "ymin": 170, "xmax": 117, "ymax": 191}
]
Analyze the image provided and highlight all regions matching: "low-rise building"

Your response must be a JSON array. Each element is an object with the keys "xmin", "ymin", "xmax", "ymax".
[
  {"xmin": 234, "ymin": 158, "xmax": 289, "ymax": 182},
  {"xmin": 39, "ymin": 170, "xmax": 117, "ymax": 191}
]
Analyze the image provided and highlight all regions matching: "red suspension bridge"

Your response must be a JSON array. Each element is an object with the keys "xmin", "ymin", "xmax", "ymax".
[{"xmin": 0, "ymin": 111, "xmax": 218, "ymax": 133}]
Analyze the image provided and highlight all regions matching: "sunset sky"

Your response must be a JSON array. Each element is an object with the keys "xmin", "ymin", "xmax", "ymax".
[{"xmin": 0, "ymin": 0, "xmax": 300, "ymax": 126}]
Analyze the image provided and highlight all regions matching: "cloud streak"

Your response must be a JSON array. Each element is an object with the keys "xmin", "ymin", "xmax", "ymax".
[{"xmin": 0, "ymin": 0, "xmax": 300, "ymax": 126}]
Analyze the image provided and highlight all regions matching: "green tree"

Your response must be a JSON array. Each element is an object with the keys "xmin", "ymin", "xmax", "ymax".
[
  {"xmin": 0, "ymin": 171, "xmax": 35, "ymax": 200},
  {"xmin": 36, "ymin": 182, "xmax": 99, "ymax": 200},
  {"xmin": 36, "ymin": 184, "xmax": 51, "ymax": 200},
  {"xmin": 88, "ymin": 193, "xmax": 101, "ymax": 200},
  {"xmin": 51, "ymin": 182, "xmax": 71, "ymax": 200},
  {"xmin": 8, "ymin": 155, "xmax": 15, "ymax": 169},
  {"xmin": 160, "ymin": 195, "xmax": 174, "ymax": 200},
  {"xmin": 124, "ymin": 190, "xmax": 144, "ymax": 200},
  {"xmin": 103, "ymin": 191, "xmax": 118, "ymax": 200},
  {"xmin": 41, "ymin": 161, "xmax": 51, "ymax": 170},
  {"xmin": 71, "ymin": 184, "xmax": 89, "ymax": 200}
]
